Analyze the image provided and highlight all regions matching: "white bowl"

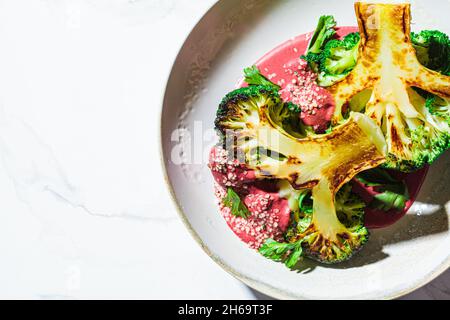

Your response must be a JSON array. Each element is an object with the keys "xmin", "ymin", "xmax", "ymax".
[{"xmin": 160, "ymin": 0, "xmax": 450, "ymax": 299}]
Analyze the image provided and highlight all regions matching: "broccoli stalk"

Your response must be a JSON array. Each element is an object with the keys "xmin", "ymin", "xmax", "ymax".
[
  {"xmin": 215, "ymin": 85, "xmax": 386, "ymax": 265},
  {"xmin": 327, "ymin": 3, "xmax": 450, "ymax": 172}
]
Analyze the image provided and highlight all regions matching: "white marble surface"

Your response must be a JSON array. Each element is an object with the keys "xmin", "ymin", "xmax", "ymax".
[{"xmin": 0, "ymin": 0, "xmax": 447, "ymax": 300}]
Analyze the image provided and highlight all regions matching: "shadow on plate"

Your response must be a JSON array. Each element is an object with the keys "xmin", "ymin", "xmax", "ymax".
[
  {"xmin": 247, "ymin": 202, "xmax": 449, "ymax": 300},
  {"xmin": 246, "ymin": 201, "xmax": 448, "ymax": 299},
  {"xmin": 293, "ymin": 154, "xmax": 450, "ymax": 273}
]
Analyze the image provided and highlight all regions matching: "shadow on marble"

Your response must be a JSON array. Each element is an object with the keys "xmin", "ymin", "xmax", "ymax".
[
  {"xmin": 247, "ymin": 287, "xmax": 276, "ymax": 300},
  {"xmin": 247, "ymin": 268, "xmax": 450, "ymax": 300},
  {"xmin": 400, "ymin": 268, "xmax": 450, "ymax": 300}
]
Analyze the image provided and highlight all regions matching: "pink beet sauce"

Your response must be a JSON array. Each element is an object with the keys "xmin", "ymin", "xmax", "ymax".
[
  {"xmin": 210, "ymin": 27, "xmax": 429, "ymax": 248},
  {"xmin": 279, "ymin": 59, "xmax": 336, "ymax": 133},
  {"xmin": 209, "ymin": 147, "xmax": 290, "ymax": 249}
]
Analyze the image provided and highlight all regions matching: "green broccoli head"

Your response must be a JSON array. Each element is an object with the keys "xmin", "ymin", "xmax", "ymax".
[
  {"xmin": 378, "ymin": 114, "xmax": 450, "ymax": 172},
  {"xmin": 410, "ymin": 124, "xmax": 450, "ymax": 169},
  {"xmin": 425, "ymin": 94, "xmax": 450, "ymax": 121},
  {"xmin": 411, "ymin": 30, "xmax": 450, "ymax": 75},
  {"xmin": 302, "ymin": 15, "xmax": 337, "ymax": 73},
  {"xmin": 215, "ymin": 85, "xmax": 280, "ymax": 135},
  {"xmin": 383, "ymin": 29, "xmax": 450, "ymax": 172},
  {"xmin": 335, "ymin": 183, "xmax": 366, "ymax": 226},
  {"xmin": 302, "ymin": 16, "xmax": 360, "ymax": 87},
  {"xmin": 302, "ymin": 15, "xmax": 360, "ymax": 87},
  {"xmin": 215, "ymin": 85, "xmax": 281, "ymax": 163},
  {"xmin": 307, "ymin": 15, "xmax": 337, "ymax": 54},
  {"xmin": 405, "ymin": 30, "xmax": 450, "ymax": 169},
  {"xmin": 268, "ymin": 100, "xmax": 307, "ymax": 139},
  {"xmin": 378, "ymin": 88, "xmax": 450, "ymax": 172},
  {"xmin": 316, "ymin": 32, "xmax": 361, "ymax": 87},
  {"xmin": 262, "ymin": 181, "xmax": 368, "ymax": 267}
]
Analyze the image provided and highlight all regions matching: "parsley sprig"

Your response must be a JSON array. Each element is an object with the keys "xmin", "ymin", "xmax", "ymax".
[
  {"xmin": 259, "ymin": 238, "xmax": 303, "ymax": 269},
  {"xmin": 223, "ymin": 188, "xmax": 250, "ymax": 219},
  {"xmin": 243, "ymin": 65, "xmax": 280, "ymax": 90},
  {"xmin": 356, "ymin": 168, "xmax": 409, "ymax": 211}
]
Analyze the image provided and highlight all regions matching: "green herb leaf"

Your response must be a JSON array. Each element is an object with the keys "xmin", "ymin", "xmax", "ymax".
[
  {"xmin": 356, "ymin": 168, "xmax": 409, "ymax": 212},
  {"xmin": 355, "ymin": 168, "xmax": 397, "ymax": 186},
  {"xmin": 223, "ymin": 188, "xmax": 250, "ymax": 219},
  {"xmin": 284, "ymin": 243, "xmax": 303, "ymax": 269},
  {"xmin": 259, "ymin": 238, "xmax": 303, "ymax": 269},
  {"xmin": 370, "ymin": 184, "xmax": 409, "ymax": 212},
  {"xmin": 243, "ymin": 65, "xmax": 280, "ymax": 90},
  {"xmin": 259, "ymin": 239, "xmax": 292, "ymax": 261},
  {"xmin": 307, "ymin": 15, "xmax": 337, "ymax": 54}
]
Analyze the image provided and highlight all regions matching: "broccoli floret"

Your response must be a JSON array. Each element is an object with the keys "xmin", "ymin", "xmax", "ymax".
[
  {"xmin": 268, "ymin": 98, "xmax": 307, "ymax": 139},
  {"xmin": 243, "ymin": 65, "xmax": 281, "ymax": 90},
  {"xmin": 411, "ymin": 30, "xmax": 450, "ymax": 75},
  {"xmin": 316, "ymin": 33, "xmax": 360, "ymax": 87},
  {"xmin": 215, "ymin": 84, "xmax": 386, "ymax": 187},
  {"xmin": 321, "ymin": 34, "xmax": 360, "ymax": 72},
  {"xmin": 377, "ymin": 88, "xmax": 450, "ymax": 172},
  {"xmin": 425, "ymin": 95, "xmax": 450, "ymax": 121},
  {"xmin": 296, "ymin": 183, "xmax": 367, "ymax": 264},
  {"xmin": 302, "ymin": 15, "xmax": 337, "ymax": 73},
  {"xmin": 215, "ymin": 85, "xmax": 294, "ymax": 164},
  {"xmin": 410, "ymin": 125, "xmax": 450, "ymax": 168},
  {"xmin": 307, "ymin": 15, "xmax": 337, "ymax": 54},
  {"xmin": 215, "ymin": 85, "xmax": 280, "ymax": 136},
  {"xmin": 328, "ymin": 3, "xmax": 450, "ymax": 172},
  {"xmin": 335, "ymin": 183, "xmax": 366, "ymax": 226},
  {"xmin": 302, "ymin": 15, "xmax": 360, "ymax": 87}
]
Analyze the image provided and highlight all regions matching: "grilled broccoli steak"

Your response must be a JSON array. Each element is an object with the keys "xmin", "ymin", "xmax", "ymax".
[
  {"xmin": 325, "ymin": 3, "xmax": 450, "ymax": 172},
  {"xmin": 215, "ymin": 84, "xmax": 386, "ymax": 265},
  {"xmin": 213, "ymin": 2, "xmax": 448, "ymax": 268}
]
